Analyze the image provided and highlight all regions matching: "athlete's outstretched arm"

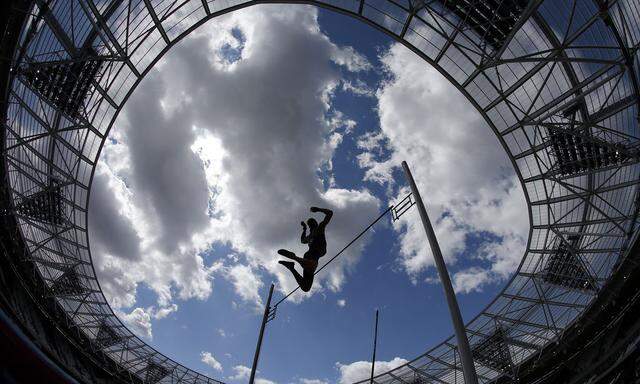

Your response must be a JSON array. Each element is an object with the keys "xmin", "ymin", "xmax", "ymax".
[
  {"xmin": 300, "ymin": 221, "xmax": 309, "ymax": 243},
  {"xmin": 310, "ymin": 206, "xmax": 333, "ymax": 226}
]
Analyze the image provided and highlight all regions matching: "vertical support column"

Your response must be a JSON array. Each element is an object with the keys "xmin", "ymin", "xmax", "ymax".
[
  {"xmin": 249, "ymin": 283, "xmax": 274, "ymax": 384},
  {"xmin": 370, "ymin": 309, "xmax": 379, "ymax": 384},
  {"xmin": 401, "ymin": 161, "xmax": 478, "ymax": 384}
]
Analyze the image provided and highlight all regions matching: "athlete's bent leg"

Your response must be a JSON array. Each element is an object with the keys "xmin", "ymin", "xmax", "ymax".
[
  {"xmin": 278, "ymin": 260, "xmax": 314, "ymax": 292},
  {"xmin": 278, "ymin": 249, "xmax": 305, "ymax": 264},
  {"xmin": 284, "ymin": 264, "xmax": 312, "ymax": 291},
  {"xmin": 299, "ymin": 268, "xmax": 314, "ymax": 292}
]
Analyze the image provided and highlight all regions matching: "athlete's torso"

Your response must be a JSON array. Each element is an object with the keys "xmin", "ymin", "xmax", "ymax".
[{"xmin": 307, "ymin": 225, "xmax": 327, "ymax": 258}]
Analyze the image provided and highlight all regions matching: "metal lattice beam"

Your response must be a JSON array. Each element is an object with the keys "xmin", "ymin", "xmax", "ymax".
[{"xmin": 2, "ymin": 0, "xmax": 639, "ymax": 383}]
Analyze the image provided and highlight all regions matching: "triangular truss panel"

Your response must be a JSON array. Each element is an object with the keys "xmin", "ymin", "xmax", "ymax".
[
  {"xmin": 472, "ymin": 327, "xmax": 514, "ymax": 373},
  {"xmin": 540, "ymin": 236, "xmax": 597, "ymax": 292},
  {"xmin": 440, "ymin": 0, "xmax": 531, "ymax": 52},
  {"xmin": 50, "ymin": 267, "xmax": 85, "ymax": 296},
  {"xmin": 18, "ymin": 53, "xmax": 105, "ymax": 120},
  {"xmin": 142, "ymin": 361, "xmax": 172, "ymax": 384},
  {"xmin": 15, "ymin": 180, "xmax": 65, "ymax": 225},
  {"xmin": 95, "ymin": 321, "xmax": 123, "ymax": 349},
  {"xmin": 547, "ymin": 126, "xmax": 636, "ymax": 176}
]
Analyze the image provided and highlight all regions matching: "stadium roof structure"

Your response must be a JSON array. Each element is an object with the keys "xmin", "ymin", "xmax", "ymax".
[{"xmin": 1, "ymin": 0, "xmax": 640, "ymax": 383}]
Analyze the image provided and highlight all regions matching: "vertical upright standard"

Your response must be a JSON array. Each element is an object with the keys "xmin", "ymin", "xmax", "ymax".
[
  {"xmin": 249, "ymin": 283, "xmax": 275, "ymax": 384},
  {"xmin": 401, "ymin": 161, "xmax": 478, "ymax": 384},
  {"xmin": 370, "ymin": 309, "xmax": 379, "ymax": 384}
]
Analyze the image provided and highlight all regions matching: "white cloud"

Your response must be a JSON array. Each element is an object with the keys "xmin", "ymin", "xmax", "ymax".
[
  {"xmin": 176, "ymin": 10, "xmax": 380, "ymax": 302},
  {"xmin": 229, "ymin": 365, "xmax": 251, "ymax": 381},
  {"xmin": 356, "ymin": 131, "xmax": 386, "ymax": 152},
  {"xmin": 226, "ymin": 264, "xmax": 265, "ymax": 310},
  {"xmin": 153, "ymin": 304, "xmax": 178, "ymax": 319},
  {"xmin": 89, "ymin": 5, "xmax": 380, "ymax": 314},
  {"xmin": 452, "ymin": 267, "xmax": 493, "ymax": 294},
  {"xmin": 201, "ymin": 351, "xmax": 223, "ymax": 372},
  {"xmin": 218, "ymin": 328, "xmax": 227, "ymax": 338},
  {"xmin": 113, "ymin": 304, "xmax": 179, "ymax": 339},
  {"xmin": 119, "ymin": 307, "xmax": 153, "ymax": 340},
  {"xmin": 480, "ymin": 233, "xmax": 527, "ymax": 279},
  {"xmin": 336, "ymin": 357, "xmax": 408, "ymax": 384},
  {"xmin": 300, "ymin": 379, "xmax": 328, "ymax": 384},
  {"xmin": 357, "ymin": 42, "xmax": 529, "ymax": 292},
  {"xmin": 337, "ymin": 299, "xmax": 346, "ymax": 307},
  {"xmin": 330, "ymin": 45, "xmax": 372, "ymax": 72},
  {"xmin": 342, "ymin": 79, "xmax": 374, "ymax": 97},
  {"xmin": 327, "ymin": 110, "xmax": 357, "ymax": 133},
  {"xmin": 228, "ymin": 365, "xmax": 275, "ymax": 384}
]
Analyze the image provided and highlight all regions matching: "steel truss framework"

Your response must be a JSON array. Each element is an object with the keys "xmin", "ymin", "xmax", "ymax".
[{"xmin": 1, "ymin": 0, "xmax": 640, "ymax": 383}]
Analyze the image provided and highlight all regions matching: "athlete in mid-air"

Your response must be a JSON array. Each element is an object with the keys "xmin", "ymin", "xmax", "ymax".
[{"xmin": 278, "ymin": 206, "xmax": 333, "ymax": 292}]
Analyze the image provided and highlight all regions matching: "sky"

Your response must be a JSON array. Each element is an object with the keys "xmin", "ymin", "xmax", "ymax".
[{"xmin": 88, "ymin": 5, "xmax": 529, "ymax": 384}]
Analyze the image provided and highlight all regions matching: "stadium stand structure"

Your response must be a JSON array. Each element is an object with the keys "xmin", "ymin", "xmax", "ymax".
[{"xmin": 1, "ymin": 0, "xmax": 640, "ymax": 383}]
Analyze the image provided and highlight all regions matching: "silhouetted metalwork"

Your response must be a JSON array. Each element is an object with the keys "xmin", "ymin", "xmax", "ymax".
[
  {"xmin": 19, "ymin": 55, "xmax": 103, "ymax": 119},
  {"xmin": 141, "ymin": 361, "xmax": 171, "ymax": 384},
  {"xmin": 15, "ymin": 181, "xmax": 64, "ymax": 225},
  {"xmin": 2, "ymin": 0, "xmax": 640, "ymax": 383},
  {"xmin": 50, "ymin": 268, "xmax": 85, "ymax": 296},
  {"xmin": 472, "ymin": 327, "xmax": 514, "ymax": 373},
  {"xmin": 95, "ymin": 321, "xmax": 123, "ymax": 349},
  {"xmin": 548, "ymin": 128, "xmax": 636, "ymax": 176},
  {"xmin": 370, "ymin": 309, "xmax": 379, "ymax": 384},
  {"xmin": 540, "ymin": 235, "xmax": 596, "ymax": 292},
  {"xmin": 403, "ymin": 161, "xmax": 479, "ymax": 383},
  {"xmin": 250, "ymin": 284, "xmax": 274, "ymax": 384},
  {"xmin": 441, "ymin": 0, "xmax": 530, "ymax": 50},
  {"xmin": 391, "ymin": 193, "xmax": 415, "ymax": 221}
]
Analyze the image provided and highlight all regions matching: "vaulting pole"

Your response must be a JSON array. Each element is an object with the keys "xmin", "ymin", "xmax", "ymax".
[
  {"xmin": 369, "ymin": 309, "xmax": 379, "ymax": 384},
  {"xmin": 401, "ymin": 161, "xmax": 478, "ymax": 384},
  {"xmin": 249, "ymin": 283, "xmax": 274, "ymax": 384}
]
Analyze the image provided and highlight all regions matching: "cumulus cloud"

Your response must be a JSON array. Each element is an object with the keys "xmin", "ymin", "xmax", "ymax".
[
  {"xmin": 300, "ymin": 379, "xmax": 328, "ymax": 384},
  {"xmin": 114, "ymin": 304, "xmax": 178, "ymax": 339},
  {"xmin": 356, "ymin": 42, "xmax": 529, "ymax": 293},
  {"xmin": 228, "ymin": 365, "xmax": 275, "ymax": 384},
  {"xmin": 337, "ymin": 299, "xmax": 346, "ymax": 307},
  {"xmin": 341, "ymin": 79, "xmax": 374, "ymax": 97},
  {"xmin": 452, "ymin": 267, "xmax": 493, "ymax": 294},
  {"xmin": 226, "ymin": 264, "xmax": 265, "ymax": 310},
  {"xmin": 153, "ymin": 304, "xmax": 179, "ymax": 319},
  {"xmin": 89, "ymin": 5, "xmax": 379, "ymax": 319},
  {"xmin": 201, "ymin": 351, "xmax": 223, "ymax": 372},
  {"xmin": 228, "ymin": 365, "xmax": 251, "ymax": 381},
  {"xmin": 336, "ymin": 357, "xmax": 408, "ymax": 384},
  {"xmin": 89, "ymin": 165, "xmax": 141, "ymax": 262},
  {"xmin": 119, "ymin": 307, "xmax": 153, "ymax": 339},
  {"xmin": 160, "ymin": 6, "xmax": 380, "ymax": 304},
  {"xmin": 330, "ymin": 45, "xmax": 372, "ymax": 72},
  {"xmin": 91, "ymin": 105, "xmax": 215, "ymax": 309}
]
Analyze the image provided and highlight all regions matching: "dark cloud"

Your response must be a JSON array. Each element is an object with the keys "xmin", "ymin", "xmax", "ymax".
[
  {"xmin": 123, "ymin": 70, "xmax": 210, "ymax": 255},
  {"xmin": 89, "ymin": 168, "xmax": 141, "ymax": 261},
  {"xmin": 89, "ymin": 5, "xmax": 380, "ymax": 311}
]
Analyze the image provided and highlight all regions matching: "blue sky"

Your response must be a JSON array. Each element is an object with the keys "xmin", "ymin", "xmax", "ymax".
[{"xmin": 88, "ymin": 5, "xmax": 528, "ymax": 383}]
